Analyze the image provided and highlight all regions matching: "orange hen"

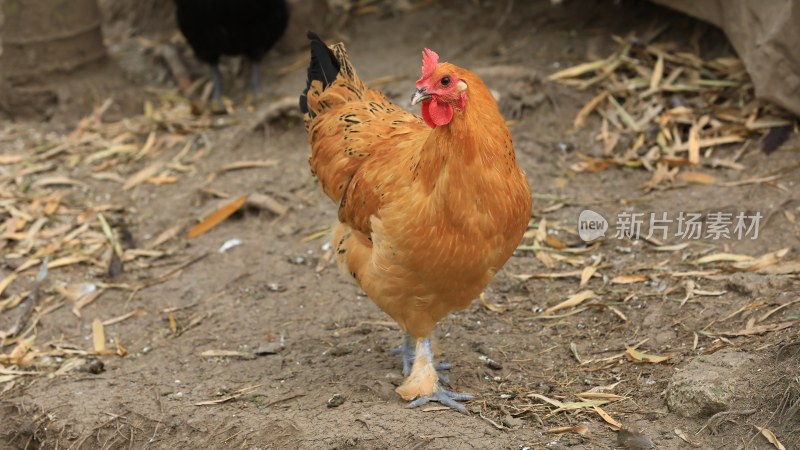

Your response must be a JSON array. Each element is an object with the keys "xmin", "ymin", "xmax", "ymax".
[{"xmin": 300, "ymin": 32, "xmax": 532, "ymax": 413}]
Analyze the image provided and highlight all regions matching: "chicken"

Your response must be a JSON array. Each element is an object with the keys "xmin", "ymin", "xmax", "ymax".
[
  {"xmin": 300, "ymin": 32, "xmax": 532, "ymax": 413},
  {"xmin": 174, "ymin": 0, "xmax": 289, "ymax": 102}
]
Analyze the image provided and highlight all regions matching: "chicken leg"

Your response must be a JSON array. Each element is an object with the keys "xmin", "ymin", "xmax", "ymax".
[
  {"xmin": 209, "ymin": 64, "xmax": 223, "ymax": 102},
  {"xmin": 396, "ymin": 337, "xmax": 474, "ymax": 414},
  {"xmin": 390, "ymin": 333, "xmax": 452, "ymax": 381},
  {"xmin": 249, "ymin": 60, "xmax": 261, "ymax": 96},
  {"xmin": 209, "ymin": 60, "xmax": 261, "ymax": 107}
]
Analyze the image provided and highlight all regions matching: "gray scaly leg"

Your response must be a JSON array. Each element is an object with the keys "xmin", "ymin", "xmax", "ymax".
[{"xmin": 390, "ymin": 333, "xmax": 451, "ymax": 382}]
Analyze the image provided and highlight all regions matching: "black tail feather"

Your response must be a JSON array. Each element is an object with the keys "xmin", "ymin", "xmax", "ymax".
[{"xmin": 299, "ymin": 31, "xmax": 340, "ymax": 114}]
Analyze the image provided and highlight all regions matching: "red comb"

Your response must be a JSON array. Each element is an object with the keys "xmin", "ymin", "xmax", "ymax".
[{"xmin": 418, "ymin": 48, "xmax": 439, "ymax": 84}]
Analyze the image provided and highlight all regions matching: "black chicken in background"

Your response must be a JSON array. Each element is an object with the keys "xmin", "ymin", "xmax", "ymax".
[{"xmin": 174, "ymin": 0, "xmax": 290, "ymax": 102}]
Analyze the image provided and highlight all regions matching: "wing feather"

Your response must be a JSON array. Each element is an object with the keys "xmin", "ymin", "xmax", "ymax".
[{"xmin": 304, "ymin": 41, "xmax": 429, "ymax": 235}]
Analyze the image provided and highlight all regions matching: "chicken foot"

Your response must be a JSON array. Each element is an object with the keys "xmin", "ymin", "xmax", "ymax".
[
  {"xmin": 407, "ymin": 388, "xmax": 475, "ymax": 414},
  {"xmin": 396, "ymin": 338, "xmax": 474, "ymax": 414}
]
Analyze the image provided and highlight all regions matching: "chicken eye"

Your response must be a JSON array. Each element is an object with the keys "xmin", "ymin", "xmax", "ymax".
[{"xmin": 441, "ymin": 76, "xmax": 451, "ymax": 86}]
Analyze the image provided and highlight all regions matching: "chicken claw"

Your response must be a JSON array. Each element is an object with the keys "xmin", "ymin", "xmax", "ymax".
[
  {"xmin": 407, "ymin": 387, "xmax": 475, "ymax": 414},
  {"xmin": 396, "ymin": 338, "xmax": 474, "ymax": 413}
]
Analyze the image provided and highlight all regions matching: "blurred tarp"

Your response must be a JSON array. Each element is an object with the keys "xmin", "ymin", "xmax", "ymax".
[{"xmin": 652, "ymin": 0, "xmax": 800, "ymax": 117}]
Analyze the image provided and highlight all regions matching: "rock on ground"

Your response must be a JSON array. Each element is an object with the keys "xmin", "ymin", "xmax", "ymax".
[{"xmin": 666, "ymin": 350, "xmax": 756, "ymax": 418}]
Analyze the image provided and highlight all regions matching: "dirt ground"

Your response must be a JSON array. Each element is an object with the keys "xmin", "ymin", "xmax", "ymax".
[{"xmin": 1, "ymin": 1, "xmax": 799, "ymax": 449}]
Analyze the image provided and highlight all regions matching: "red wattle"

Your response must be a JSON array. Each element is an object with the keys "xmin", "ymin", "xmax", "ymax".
[{"xmin": 421, "ymin": 98, "xmax": 453, "ymax": 128}]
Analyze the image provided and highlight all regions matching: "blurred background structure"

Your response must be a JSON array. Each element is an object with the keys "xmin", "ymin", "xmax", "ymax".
[{"xmin": 1, "ymin": 0, "xmax": 798, "ymax": 119}]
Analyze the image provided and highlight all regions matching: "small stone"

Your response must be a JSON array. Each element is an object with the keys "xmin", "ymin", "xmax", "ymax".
[
  {"xmin": 554, "ymin": 141, "xmax": 575, "ymax": 153},
  {"xmin": 327, "ymin": 393, "xmax": 345, "ymax": 408},
  {"xmin": 255, "ymin": 342, "xmax": 283, "ymax": 355},
  {"xmin": 616, "ymin": 428, "xmax": 654, "ymax": 449},
  {"xmin": 472, "ymin": 342, "xmax": 491, "ymax": 355},
  {"xmin": 75, "ymin": 358, "xmax": 105, "ymax": 374},
  {"xmin": 501, "ymin": 415, "xmax": 523, "ymax": 428},
  {"xmin": 725, "ymin": 272, "xmax": 770, "ymax": 297},
  {"xmin": 288, "ymin": 256, "xmax": 306, "ymax": 265},
  {"xmin": 666, "ymin": 350, "xmax": 755, "ymax": 418},
  {"xmin": 267, "ymin": 283, "xmax": 286, "ymax": 292},
  {"xmin": 479, "ymin": 355, "xmax": 503, "ymax": 370},
  {"xmin": 87, "ymin": 359, "xmax": 105, "ymax": 374},
  {"xmin": 328, "ymin": 345, "xmax": 352, "ymax": 356},
  {"xmin": 486, "ymin": 359, "xmax": 503, "ymax": 370},
  {"xmin": 216, "ymin": 386, "xmax": 231, "ymax": 396}
]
